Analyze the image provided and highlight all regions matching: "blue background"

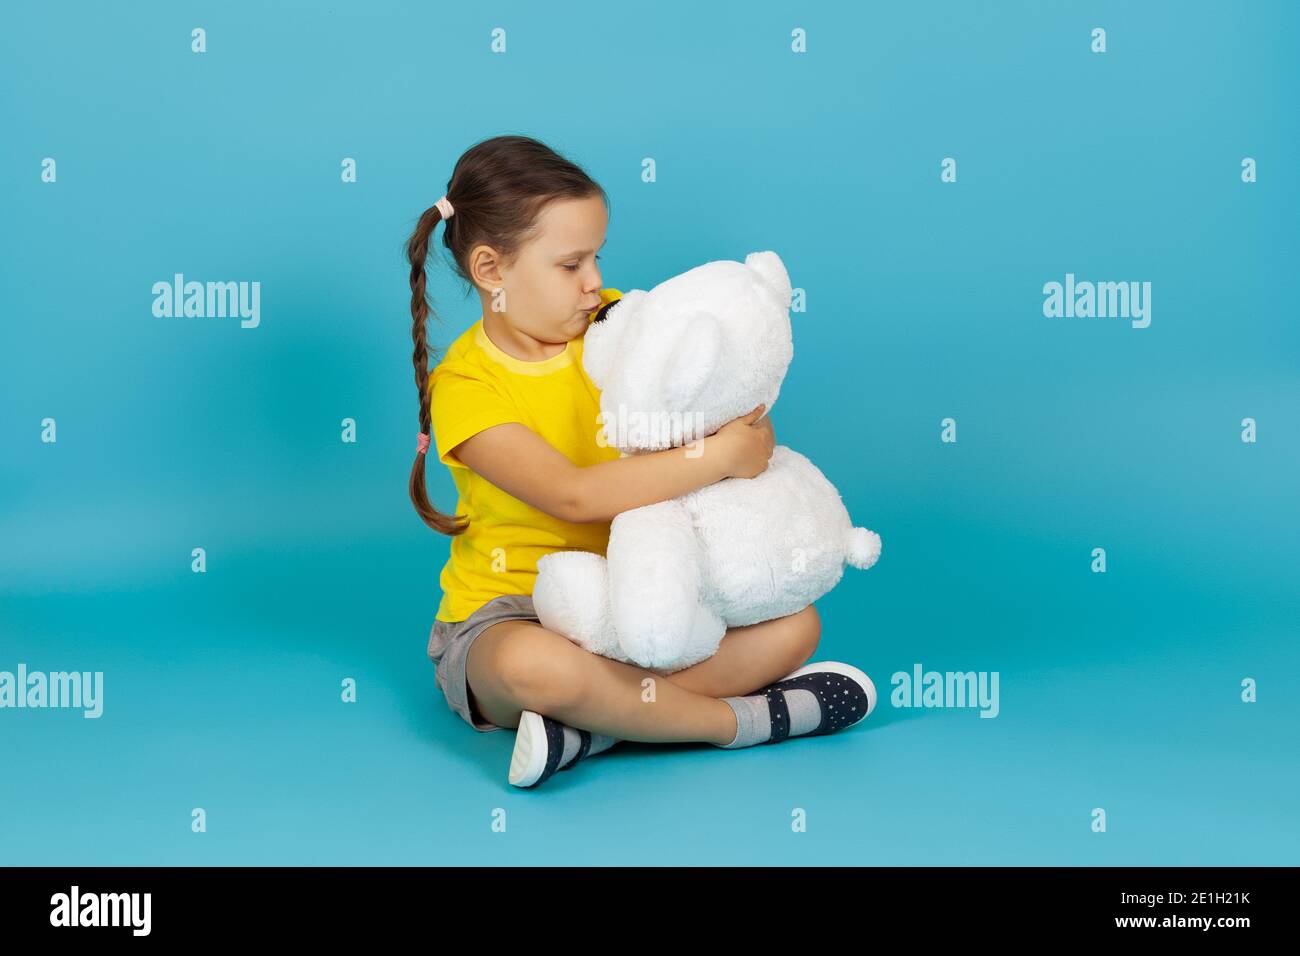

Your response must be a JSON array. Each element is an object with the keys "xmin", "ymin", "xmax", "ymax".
[{"xmin": 2, "ymin": 0, "xmax": 1296, "ymax": 865}]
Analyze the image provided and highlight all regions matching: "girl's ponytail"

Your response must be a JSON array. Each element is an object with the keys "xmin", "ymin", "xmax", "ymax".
[
  {"xmin": 407, "ymin": 200, "xmax": 470, "ymax": 535},
  {"xmin": 406, "ymin": 134, "xmax": 610, "ymax": 536}
]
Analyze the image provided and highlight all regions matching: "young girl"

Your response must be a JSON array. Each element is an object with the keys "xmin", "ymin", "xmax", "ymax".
[{"xmin": 408, "ymin": 135, "xmax": 876, "ymax": 788}]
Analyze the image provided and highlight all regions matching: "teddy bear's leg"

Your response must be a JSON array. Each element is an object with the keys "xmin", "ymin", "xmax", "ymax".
[
  {"xmin": 605, "ymin": 500, "xmax": 727, "ymax": 671},
  {"xmin": 533, "ymin": 551, "xmax": 624, "ymax": 660}
]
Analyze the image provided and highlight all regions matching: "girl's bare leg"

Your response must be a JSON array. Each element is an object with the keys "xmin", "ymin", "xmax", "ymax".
[
  {"xmin": 464, "ymin": 605, "xmax": 820, "ymax": 745},
  {"xmin": 660, "ymin": 604, "xmax": 820, "ymax": 698}
]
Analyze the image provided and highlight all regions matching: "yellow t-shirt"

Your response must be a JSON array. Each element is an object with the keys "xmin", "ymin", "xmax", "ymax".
[{"xmin": 428, "ymin": 288, "xmax": 625, "ymax": 622}]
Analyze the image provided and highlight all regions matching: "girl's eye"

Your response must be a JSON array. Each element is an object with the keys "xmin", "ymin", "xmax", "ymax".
[{"xmin": 563, "ymin": 255, "xmax": 601, "ymax": 272}]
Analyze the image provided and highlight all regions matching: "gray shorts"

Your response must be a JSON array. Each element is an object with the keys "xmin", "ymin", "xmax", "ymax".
[{"xmin": 427, "ymin": 593, "xmax": 541, "ymax": 733}]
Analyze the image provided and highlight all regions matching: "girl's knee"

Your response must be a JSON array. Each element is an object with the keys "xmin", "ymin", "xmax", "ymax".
[
  {"xmin": 793, "ymin": 604, "xmax": 821, "ymax": 662},
  {"xmin": 492, "ymin": 627, "xmax": 589, "ymax": 712}
]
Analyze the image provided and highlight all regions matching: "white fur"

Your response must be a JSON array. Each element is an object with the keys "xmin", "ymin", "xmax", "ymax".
[{"xmin": 535, "ymin": 250, "xmax": 881, "ymax": 671}]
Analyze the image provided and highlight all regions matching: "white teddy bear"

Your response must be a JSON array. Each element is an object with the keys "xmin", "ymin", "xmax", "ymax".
[{"xmin": 532, "ymin": 250, "xmax": 881, "ymax": 674}]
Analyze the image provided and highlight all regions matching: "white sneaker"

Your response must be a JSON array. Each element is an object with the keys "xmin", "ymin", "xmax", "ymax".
[{"xmin": 508, "ymin": 710, "xmax": 619, "ymax": 788}]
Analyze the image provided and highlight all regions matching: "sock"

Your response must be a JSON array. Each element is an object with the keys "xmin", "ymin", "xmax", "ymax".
[
  {"xmin": 716, "ymin": 688, "xmax": 823, "ymax": 749},
  {"xmin": 557, "ymin": 725, "xmax": 619, "ymax": 768}
]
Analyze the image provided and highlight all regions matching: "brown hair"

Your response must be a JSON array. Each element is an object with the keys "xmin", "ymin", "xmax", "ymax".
[{"xmin": 406, "ymin": 134, "xmax": 609, "ymax": 535}]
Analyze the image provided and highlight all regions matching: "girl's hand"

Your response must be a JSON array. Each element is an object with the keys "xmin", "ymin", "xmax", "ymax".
[{"xmin": 713, "ymin": 404, "xmax": 775, "ymax": 479}]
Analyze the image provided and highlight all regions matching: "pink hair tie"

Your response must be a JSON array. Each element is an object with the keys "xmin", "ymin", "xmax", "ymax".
[
  {"xmin": 434, "ymin": 195, "xmax": 454, "ymax": 220},
  {"xmin": 417, "ymin": 432, "xmax": 430, "ymax": 454}
]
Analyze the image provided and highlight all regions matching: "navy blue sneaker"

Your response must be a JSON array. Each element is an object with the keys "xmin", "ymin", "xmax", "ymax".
[
  {"xmin": 508, "ymin": 710, "xmax": 619, "ymax": 788},
  {"xmin": 718, "ymin": 661, "xmax": 877, "ymax": 748},
  {"xmin": 763, "ymin": 661, "xmax": 877, "ymax": 739}
]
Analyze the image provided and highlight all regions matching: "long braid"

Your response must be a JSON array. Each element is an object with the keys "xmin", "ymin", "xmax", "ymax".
[{"xmin": 408, "ymin": 202, "xmax": 469, "ymax": 535}]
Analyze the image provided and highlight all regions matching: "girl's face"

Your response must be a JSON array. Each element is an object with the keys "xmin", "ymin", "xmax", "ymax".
[{"xmin": 480, "ymin": 194, "xmax": 607, "ymax": 345}]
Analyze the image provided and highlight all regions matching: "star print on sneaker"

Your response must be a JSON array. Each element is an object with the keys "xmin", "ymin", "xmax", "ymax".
[
  {"xmin": 508, "ymin": 710, "xmax": 619, "ymax": 788},
  {"xmin": 716, "ymin": 661, "xmax": 877, "ymax": 749}
]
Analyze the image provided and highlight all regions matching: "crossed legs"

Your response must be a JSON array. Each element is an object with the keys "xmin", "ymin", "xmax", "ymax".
[{"xmin": 464, "ymin": 605, "xmax": 820, "ymax": 745}]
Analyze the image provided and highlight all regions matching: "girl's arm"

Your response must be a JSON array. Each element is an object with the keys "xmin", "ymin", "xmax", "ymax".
[{"xmin": 451, "ymin": 405, "xmax": 774, "ymax": 524}]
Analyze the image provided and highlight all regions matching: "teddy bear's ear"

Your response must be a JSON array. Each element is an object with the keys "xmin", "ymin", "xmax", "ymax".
[
  {"xmin": 660, "ymin": 313, "xmax": 723, "ymax": 410},
  {"xmin": 744, "ymin": 250, "xmax": 792, "ymax": 310},
  {"xmin": 582, "ymin": 290, "xmax": 643, "ymax": 388}
]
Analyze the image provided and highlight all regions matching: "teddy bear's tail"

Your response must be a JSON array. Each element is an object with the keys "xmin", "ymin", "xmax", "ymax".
[{"xmin": 846, "ymin": 527, "xmax": 882, "ymax": 570}]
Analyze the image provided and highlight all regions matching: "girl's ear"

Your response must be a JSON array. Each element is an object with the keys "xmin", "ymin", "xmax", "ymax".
[{"xmin": 582, "ymin": 290, "xmax": 644, "ymax": 387}]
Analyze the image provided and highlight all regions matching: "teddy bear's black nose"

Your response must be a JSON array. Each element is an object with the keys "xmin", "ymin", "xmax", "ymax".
[{"xmin": 590, "ymin": 299, "xmax": 620, "ymax": 324}]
